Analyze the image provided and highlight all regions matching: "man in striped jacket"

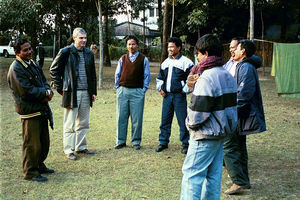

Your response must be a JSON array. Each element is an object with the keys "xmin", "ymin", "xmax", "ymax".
[{"xmin": 180, "ymin": 34, "xmax": 238, "ymax": 200}]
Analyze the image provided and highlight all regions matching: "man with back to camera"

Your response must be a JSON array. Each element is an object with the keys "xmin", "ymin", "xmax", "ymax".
[
  {"xmin": 50, "ymin": 27, "xmax": 97, "ymax": 161},
  {"xmin": 223, "ymin": 40, "xmax": 266, "ymax": 195},
  {"xmin": 156, "ymin": 37, "xmax": 194, "ymax": 154},
  {"xmin": 180, "ymin": 34, "xmax": 238, "ymax": 199},
  {"xmin": 36, "ymin": 42, "xmax": 45, "ymax": 68},
  {"xmin": 114, "ymin": 35, "xmax": 150, "ymax": 150},
  {"xmin": 7, "ymin": 38, "xmax": 54, "ymax": 182}
]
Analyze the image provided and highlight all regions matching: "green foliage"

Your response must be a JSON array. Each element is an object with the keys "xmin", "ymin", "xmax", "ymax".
[{"xmin": 109, "ymin": 45, "xmax": 127, "ymax": 60}]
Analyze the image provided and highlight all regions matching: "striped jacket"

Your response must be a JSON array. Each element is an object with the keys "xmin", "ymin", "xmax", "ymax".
[
  {"xmin": 156, "ymin": 54, "xmax": 194, "ymax": 93},
  {"xmin": 186, "ymin": 66, "xmax": 238, "ymax": 140}
]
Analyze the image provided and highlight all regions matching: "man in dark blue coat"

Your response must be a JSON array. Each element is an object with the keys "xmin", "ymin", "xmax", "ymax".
[{"xmin": 224, "ymin": 40, "xmax": 266, "ymax": 195}]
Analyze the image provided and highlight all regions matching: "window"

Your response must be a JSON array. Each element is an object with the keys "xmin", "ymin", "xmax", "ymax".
[{"xmin": 149, "ymin": 8, "xmax": 154, "ymax": 17}]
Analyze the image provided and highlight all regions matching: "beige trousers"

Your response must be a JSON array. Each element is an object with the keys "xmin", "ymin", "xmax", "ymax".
[{"xmin": 63, "ymin": 90, "xmax": 90, "ymax": 154}]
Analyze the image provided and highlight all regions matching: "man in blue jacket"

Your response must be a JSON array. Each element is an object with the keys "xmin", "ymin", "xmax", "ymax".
[
  {"xmin": 156, "ymin": 37, "xmax": 194, "ymax": 154},
  {"xmin": 180, "ymin": 34, "xmax": 238, "ymax": 199},
  {"xmin": 224, "ymin": 40, "xmax": 266, "ymax": 195}
]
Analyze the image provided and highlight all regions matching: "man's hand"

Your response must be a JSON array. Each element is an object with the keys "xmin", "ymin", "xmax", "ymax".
[
  {"xmin": 187, "ymin": 74, "xmax": 200, "ymax": 92},
  {"xmin": 160, "ymin": 90, "xmax": 167, "ymax": 98},
  {"xmin": 92, "ymin": 94, "xmax": 97, "ymax": 102}
]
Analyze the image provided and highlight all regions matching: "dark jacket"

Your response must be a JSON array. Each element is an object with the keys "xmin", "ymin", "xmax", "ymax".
[
  {"xmin": 7, "ymin": 57, "xmax": 53, "ymax": 122},
  {"xmin": 235, "ymin": 56, "xmax": 266, "ymax": 135},
  {"xmin": 156, "ymin": 54, "xmax": 194, "ymax": 94},
  {"xmin": 50, "ymin": 44, "xmax": 97, "ymax": 108}
]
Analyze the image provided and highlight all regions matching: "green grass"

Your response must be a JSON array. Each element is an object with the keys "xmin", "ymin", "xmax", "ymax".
[{"xmin": 0, "ymin": 57, "xmax": 299, "ymax": 199}]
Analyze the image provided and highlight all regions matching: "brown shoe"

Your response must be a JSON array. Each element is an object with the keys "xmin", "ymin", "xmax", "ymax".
[
  {"xmin": 67, "ymin": 153, "xmax": 77, "ymax": 160},
  {"xmin": 224, "ymin": 183, "xmax": 249, "ymax": 195}
]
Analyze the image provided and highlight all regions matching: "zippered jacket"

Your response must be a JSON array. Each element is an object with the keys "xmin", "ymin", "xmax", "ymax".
[
  {"xmin": 156, "ymin": 54, "xmax": 193, "ymax": 93},
  {"xmin": 50, "ymin": 44, "xmax": 97, "ymax": 108},
  {"xmin": 186, "ymin": 66, "xmax": 238, "ymax": 140},
  {"xmin": 235, "ymin": 56, "xmax": 266, "ymax": 135},
  {"xmin": 7, "ymin": 58, "xmax": 52, "ymax": 119}
]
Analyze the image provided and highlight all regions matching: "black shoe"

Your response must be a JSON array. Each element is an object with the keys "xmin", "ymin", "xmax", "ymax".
[
  {"xmin": 67, "ymin": 153, "xmax": 77, "ymax": 160},
  {"xmin": 76, "ymin": 149, "xmax": 95, "ymax": 154},
  {"xmin": 155, "ymin": 144, "xmax": 168, "ymax": 152},
  {"xmin": 181, "ymin": 147, "xmax": 188, "ymax": 154},
  {"xmin": 39, "ymin": 168, "xmax": 55, "ymax": 174},
  {"xmin": 134, "ymin": 145, "xmax": 141, "ymax": 150},
  {"xmin": 115, "ymin": 143, "xmax": 126, "ymax": 149},
  {"xmin": 25, "ymin": 175, "xmax": 48, "ymax": 182}
]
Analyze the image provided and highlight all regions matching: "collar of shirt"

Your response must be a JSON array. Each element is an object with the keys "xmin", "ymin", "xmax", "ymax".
[
  {"xmin": 168, "ymin": 53, "xmax": 183, "ymax": 60},
  {"xmin": 128, "ymin": 52, "xmax": 140, "ymax": 62}
]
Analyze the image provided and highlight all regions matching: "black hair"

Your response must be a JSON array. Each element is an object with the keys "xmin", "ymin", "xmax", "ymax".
[
  {"xmin": 231, "ymin": 37, "xmax": 243, "ymax": 42},
  {"xmin": 195, "ymin": 34, "xmax": 223, "ymax": 57},
  {"xmin": 238, "ymin": 40, "xmax": 256, "ymax": 57},
  {"xmin": 13, "ymin": 38, "xmax": 30, "ymax": 53},
  {"xmin": 168, "ymin": 37, "xmax": 182, "ymax": 50},
  {"xmin": 126, "ymin": 35, "xmax": 139, "ymax": 45}
]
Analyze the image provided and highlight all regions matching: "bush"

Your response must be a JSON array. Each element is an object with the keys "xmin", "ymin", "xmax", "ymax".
[
  {"xmin": 44, "ymin": 46, "xmax": 53, "ymax": 58},
  {"xmin": 109, "ymin": 45, "xmax": 161, "ymax": 62}
]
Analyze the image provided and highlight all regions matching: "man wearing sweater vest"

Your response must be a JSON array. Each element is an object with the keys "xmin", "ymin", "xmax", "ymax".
[{"xmin": 114, "ymin": 35, "xmax": 151, "ymax": 150}]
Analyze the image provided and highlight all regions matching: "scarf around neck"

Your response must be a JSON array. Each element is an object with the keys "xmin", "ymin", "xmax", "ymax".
[{"xmin": 190, "ymin": 56, "xmax": 225, "ymax": 75}]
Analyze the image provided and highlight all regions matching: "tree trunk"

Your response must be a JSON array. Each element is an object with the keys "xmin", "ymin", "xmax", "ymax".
[
  {"xmin": 261, "ymin": 8, "xmax": 265, "ymax": 76},
  {"xmin": 103, "ymin": 5, "xmax": 111, "ymax": 67},
  {"xmin": 249, "ymin": 0, "xmax": 254, "ymax": 40},
  {"xmin": 143, "ymin": 4, "xmax": 146, "ymax": 52},
  {"xmin": 160, "ymin": 0, "xmax": 169, "ymax": 63},
  {"xmin": 170, "ymin": 0, "xmax": 174, "ymax": 37},
  {"xmin": 158, "ymin": 0, "xmax": 163, "ymax": 51},
  {"xmin": 97, "ymin": 0, "xmax": 104, "ymax": 89}
]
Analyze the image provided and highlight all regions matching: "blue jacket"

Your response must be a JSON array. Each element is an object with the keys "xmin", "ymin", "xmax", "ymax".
[
  {"xmin": 156, "ymin": 54, "xmax": 193, "ymax": 93},
  {"xmin": 235, "ymin": 56, "xmax": 266, "ymax": 135},
  {"xmin": 186, "ymin": 66, "xmax": 238, "ymax": 140}
]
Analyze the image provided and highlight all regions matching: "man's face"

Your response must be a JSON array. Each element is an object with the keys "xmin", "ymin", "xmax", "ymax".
[
  {"xmin": 127, "ymin": 39, "xmax": 138, "ymax": 54},
  {"xmin": 229, "ymin": 40, "xmax": 238, "ymax": 58},
  {"xmin": 196, "ymin": 50, "xmax": 207, "ymax": 63},
  {"xmin": 168, "ymin": 42, "xmax": 181, "ymax": 58},
  {"xmin": 16, "ymin": 43, "xmax": 32, "ymax": 61},
  {"xmin": 73, "ymin": 33, "xmax": 87, "ymax": 50},
  {"xmin": 233, "ymin": 43, "xmax": 245, "ymax": 62}
]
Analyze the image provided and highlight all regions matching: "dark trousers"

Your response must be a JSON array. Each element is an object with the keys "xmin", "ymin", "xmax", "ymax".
[
  {"xmin": 159, "ymin": 93, "xmax": 189, "ymax": 147},
  {"xmin": 22, "ymin": 116, "xmax": 50, "ymax": 179},
  {"xmin": 223, "ymin": 130, "xmax": 250, "ymax": 186},
  {"xmin": 39, "ymin": 58, "xmax": 44, "ymax": 68}
]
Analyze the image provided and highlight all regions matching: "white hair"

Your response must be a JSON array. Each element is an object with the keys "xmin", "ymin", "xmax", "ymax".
[{"xmin": 73, "ymin": 28, "xmax": 87, "ymax": 37}]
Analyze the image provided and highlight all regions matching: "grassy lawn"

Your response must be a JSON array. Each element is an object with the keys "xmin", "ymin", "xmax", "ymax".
[{"xmin": 0, "ymin": 57, "xmax": 299, "ymax": 199}]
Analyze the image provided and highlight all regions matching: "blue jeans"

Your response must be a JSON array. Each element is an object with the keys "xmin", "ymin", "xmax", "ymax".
[
  {"xmin": 116, "ymin": 86, "xmax": 145, "ymax": 146},
  {"xmin": 159, "ymin": 93, "xmax": 189, "ymax": 147},
  {"xmin": 181, "ymin": 138, "xmax": 224, "ymax": 200}
]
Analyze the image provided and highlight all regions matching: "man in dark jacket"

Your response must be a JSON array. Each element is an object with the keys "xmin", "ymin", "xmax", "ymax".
[
  {"xmin": 155, "ymin": 37, "xmax": 194, "ymax": 154},
  {"xmin": 36, "ymin": 42, "xmax": 45, "ymax": 68},
  {"xmin": 50, "ymin": 28, "xmax": 97, "ymax": 161},
  {"xmin": 224, "ymin": 40, "xmax": 266, "ymax": 195},
  {"xmin": 7, "ymin": 38, "xmax": 54, "ymax": 182}
]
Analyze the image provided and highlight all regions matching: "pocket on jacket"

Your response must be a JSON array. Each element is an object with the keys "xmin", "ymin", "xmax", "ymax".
[
  {"xmin": 239, "ymin": 113, "xmax": 259, "ymax": 132},
  {"xmin": 62, "ymin": 91, "xmax": 72, "ymax": 108}
]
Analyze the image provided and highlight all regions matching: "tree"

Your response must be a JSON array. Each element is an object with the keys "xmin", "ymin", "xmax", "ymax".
[
  {"xmin": 96, "ymin": 0, "xmax": 104, "ymax": 89},
  {"xmin": 160, "ymin": 0, "xmax": 169, "ymax": 62},
  {"xmin": 249, "ymin": 0, "xmax": 254, "ymax": 40}
]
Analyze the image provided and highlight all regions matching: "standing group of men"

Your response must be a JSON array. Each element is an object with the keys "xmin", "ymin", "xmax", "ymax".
[{"xmin": 7, "ymin": 27, "xmax": 265, "ymax": 199}]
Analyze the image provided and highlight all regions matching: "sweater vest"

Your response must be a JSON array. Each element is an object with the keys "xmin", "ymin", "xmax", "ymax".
[{"xmin": 119, "ymin": 53, "xmax": 145, "ymax": 88}]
